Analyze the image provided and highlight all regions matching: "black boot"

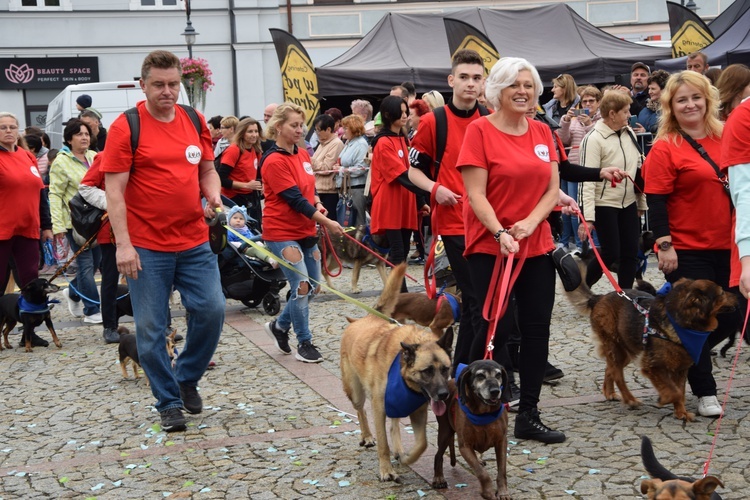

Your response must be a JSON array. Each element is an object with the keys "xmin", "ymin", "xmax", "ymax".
[
  {"xmin": 543, "ymin": 361, "xmax": 564, "ymax": 383},
  {"xmin": 20, "ymin": 332, "xmax": 49, "ymax": 348},
  {"xmin": 514, "ymin": 408, "xmax": 565, "ymax": 444}
]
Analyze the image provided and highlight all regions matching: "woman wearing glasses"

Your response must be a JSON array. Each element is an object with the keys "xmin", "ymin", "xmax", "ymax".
[{"xmin": 0, "ymin": 112, "xmax": 53, "ymax": 298}]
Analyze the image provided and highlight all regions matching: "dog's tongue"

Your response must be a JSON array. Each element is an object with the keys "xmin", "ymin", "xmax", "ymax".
[{"xmin": 431, "ymin": 399, "xmax": 447, "ymax": 416}]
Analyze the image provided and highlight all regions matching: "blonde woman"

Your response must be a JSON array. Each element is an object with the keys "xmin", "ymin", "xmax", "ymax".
[
  {"xmin": 543, "ymin": 73, "xmax": 579, "ymax": 125},
  {"xmin": 218, "ymin": 117, "xmax": 264, "ymax": 226}
]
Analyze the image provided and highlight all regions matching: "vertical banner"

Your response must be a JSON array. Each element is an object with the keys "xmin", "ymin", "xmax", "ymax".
[
  {"xmin": 667, "ymin": 1, "xmax": 714, "ymax": 58},
  {"xmin": 443, "ymin": 18, "xmax": 499, "ymax": 77},
  {"xmin": 269, "ymin": 28, "xmax": 321, "ymax": 130}
]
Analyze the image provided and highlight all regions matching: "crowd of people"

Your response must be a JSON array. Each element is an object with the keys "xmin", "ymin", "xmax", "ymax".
[{"xmin": 2, "ymin": 47, "xmax": 750, "ymax": 439}]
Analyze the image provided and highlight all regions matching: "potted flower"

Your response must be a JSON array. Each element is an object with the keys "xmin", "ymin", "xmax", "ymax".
[{"xmin": 180, "ymin": 57, "xmax": 214, "ymax": 112}]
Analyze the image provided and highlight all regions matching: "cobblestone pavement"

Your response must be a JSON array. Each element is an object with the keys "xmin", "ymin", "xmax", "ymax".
[{"xmin": 2, "ymin": 255, "xmax": 750, "ymax": 499}]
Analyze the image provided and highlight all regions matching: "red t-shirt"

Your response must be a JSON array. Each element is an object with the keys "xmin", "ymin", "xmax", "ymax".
[
  {"xmin": 722, "ymin": 98, "xmax": 750, "ymax": 169},
  {"xmin": 220, "ymin": 144, "xmax": 260, "ymax": 199},
  {"xmin": 0, "ymin": 147, "xmax": 43, "ymax": 239},
  {"xmin": 410, "ymin": 106, "xmax": 485, "ymax": 235},
  {"xmin": 261, "ymin": 147, "xmax": 318, "ymax": 242},
  {"xmin": 80, "ymin": 154, "xmax": 114, "ymax": 245},
  {"xmin": 370, "ymin": 134, "xmax": 417, "ymax": 234},
  {"xmin": 643, "ymin": 136, "xmax": 731, "ymax": 250},
  {"xmin": 100, "ymin": 102, "xmax": 214, "ymax": 252},
  {"xmin": 457, "ymin": 117, "xmax": 558, "ymax": 257}
]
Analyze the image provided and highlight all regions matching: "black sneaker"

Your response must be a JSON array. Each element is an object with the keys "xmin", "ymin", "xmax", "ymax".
[
  {"xmin": 103, "ymin": 327, "xmax": 120, "ymax": 344},
  {"xmin": 543, "ymin": 362, "xmax": 564, "ymax": 383},
  {"xmin": 514, "ymin": 408, "xmax": 566, "ymax": 444},
  {"xmin": 264, "ymin": 320, "xmax": 291, "ymax": 354},
  {"xmin": 21, "ymin": 332, "xmax": 49, "ymax": 348},
  {"xmin": 506, "ymin": 379, "xmax": 521, "ymax": 413},
  {"xmin": 179, "ymin": 384, "xmax": 203, "ymax": 414},
  {"xmin": 159, "ymin": 407, "xmax": 187, "ymax": 432},
  {"xmin": 296, "ymin": 341, "xmax": 323, "ymax": 363}
]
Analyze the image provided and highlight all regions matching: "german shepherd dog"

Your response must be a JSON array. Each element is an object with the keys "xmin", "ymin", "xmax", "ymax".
[
  {"xmin": 640, "ymin": 436, "xmax": 723, "ymax": 499},
  {"xmin": 433, "ymin": 360, "xmax": 512, "ymax": 500},
  {"xmin": 118, "ymin": 326, "xmax": 178, "ymax": 385},
  {"xmin": 564, "ymin": 254, "xmax": 736, "ymax": 421},
  {"xmin": 391, "ymin": 291, "xmax": 461, "ymax": 337},
  {"xmin": 319, "ymin": 225, "xmax": 388, "ymax": 294},
  {"xmin": 0, "ymin": 278, "xmax": 61, "ymax": 352},
  {"xmin": 340, "ymin": 263, "xmax": 453, "ymax": 482}
]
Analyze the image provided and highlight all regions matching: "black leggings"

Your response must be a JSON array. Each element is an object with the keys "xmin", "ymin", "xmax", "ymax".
[
  {"xmin": 586, "ymin": 204, "xmax": 640, "ymax": 289},
  {"xmin": 468, "ymin": 253, "xmax": 556, "ymax": 413},
  {"xmin": 665, "ymin": 249, "xmax": 740, "ymax": 397},
  {"xmin": 385, "ymin": 228, "xmax": 412, "ymax": 292}
]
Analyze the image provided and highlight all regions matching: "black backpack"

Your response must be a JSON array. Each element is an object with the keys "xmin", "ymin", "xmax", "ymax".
[
  {"xmin": 124, "ymin": 104, "xmax": 202, "ymax": 158},
  {"xmin": 431, "ymin": 104, "xmax": 490, "ymax": 180}
]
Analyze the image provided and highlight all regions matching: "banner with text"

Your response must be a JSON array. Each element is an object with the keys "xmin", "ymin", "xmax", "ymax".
[
  {"xmin": 667, "ymin": 1, "xmax": 714, "ymax": 58},
  {"xmin": 0, "ymin": 57, "xmax": 99, "ymax": 90},
  {"xmin": 269, "ymin": 29, "xmax": 320, "ymax": 130},
  {"xmin": 443, "ymin": 18, "xmax": 499, "ymax": 77}
]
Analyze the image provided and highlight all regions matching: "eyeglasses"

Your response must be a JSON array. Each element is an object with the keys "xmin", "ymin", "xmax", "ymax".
[
  {"xmin": 0, "ymin": 125, "xmax": 19, "ymax": 131},
  {"xmin": 581, "ymin": 99, "xmax": 597, "ymax": 104}
]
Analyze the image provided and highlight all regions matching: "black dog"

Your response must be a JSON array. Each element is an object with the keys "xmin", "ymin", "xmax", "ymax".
[{"xmin": 0, "ymin": 278, "xmax": 61, "ymax": 352}]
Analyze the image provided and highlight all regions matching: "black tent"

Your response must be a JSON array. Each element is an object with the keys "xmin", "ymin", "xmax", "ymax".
[
  {"xmin": 656, "ymin": 6, "xmax": 750, "ymax": 70},
  {"xmin": 709, "ymin": 0, "xmax": 750, "ymax": 39},
  {"xmin": 316, "ymin": 4, "xmax": 670, "ymax": 97}
]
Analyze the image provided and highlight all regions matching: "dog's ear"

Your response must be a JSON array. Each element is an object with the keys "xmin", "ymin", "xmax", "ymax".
[
  {"xmin": 457, "ymin": 364, "xmax": 474, "ymax": 404},
  {"xmin": 499, "ymin": 366, "xmax": 513, "ymax": 404},
  {"xmin": 437, "ymin": 327, "xmax": 454, "ymax": 357},
  {"xmin": 400, "ymin": 342, "xmax": 418, "ymax": 367},
  {"xmin": 694, "ymin": 476, "xmax": 723, "ymax": 497},
  {"xmin": 640, "ymin": 479, "xmax": 661, "ymax": 496}
]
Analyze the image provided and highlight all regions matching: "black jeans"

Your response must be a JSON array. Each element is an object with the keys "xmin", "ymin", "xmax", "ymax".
[
  {"xmin": 665, "ymin": 249, "xmax": 740, "ymax": 397},
  {"xmin": 468, "ymin": 253, "xmax": 556, "ymax": 413},
  {"xmin": 586, "ymin": 203, "xmax": 640, "ymax": 289},
  {"xmin": 100, "ymin": 243, "xmax": 120, "ymax": 331},
  {"xmin": 385, "ymin": 228, "xmax": 412, "ymax": 292}
]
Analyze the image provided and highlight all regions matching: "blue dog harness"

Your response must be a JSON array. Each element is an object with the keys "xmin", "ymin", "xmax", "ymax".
[
  {"xmin": 385, "ymin": 353, "xmax": 428, "ymax": 418},
  {"xmin": 436, "ymin": 288, "xmax": 461, "ymax": 323},
  {"xmin": 17, "ymin": 296, "xmax": 58, "ymax": 315},
  {"xmin": 647, "ymin": 282, "xmax": 710, "ymax": 364},
  {"xmin": 455, "ymin": 363, "xmax": 505, "ymax": 426}
]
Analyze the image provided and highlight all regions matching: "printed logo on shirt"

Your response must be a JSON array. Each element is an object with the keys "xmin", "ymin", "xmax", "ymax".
[
  {"xmin": 185, "ymin": 145, "xmax": 202, "ymax": 165},
  {"xmin": 29, "ymin": 165, "xmax": 41, "ymax": 178},
  {"xmin": 398, "ymin": 149, "xmax": 404, "ymax": 159},
  {"xmin": 534, "ymin": 144, "xmax": 550, "ymax": 162},
  {"xmin": 303, "ymin": 161, "xmax": 314, "ymax": 175}
]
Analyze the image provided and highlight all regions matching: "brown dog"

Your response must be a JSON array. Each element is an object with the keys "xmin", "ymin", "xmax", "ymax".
[
  {"xmin": 640, "ymin": 436, "xmax": 723, "ymax": 499},
  {"xmin": 119, "ymin": 327, "xmax": 177, "ymax": 385},
  {"xmin": 390, "ymin": 291, "xmax": 461, "ymax": 337},
  {"xmin": 319, "ymin": 225, "xmax": 388, "ymax": 293},
  {"xmin": 565, "ymin": 256, "xmax": 736, "ymax": 421},
  {"xmin": 340, "ymin": 263, "xmax": 453, "ymax": 482},
  {"xmin": 433, "ymin": 359, "xmax": 511, "ymax": 500}
]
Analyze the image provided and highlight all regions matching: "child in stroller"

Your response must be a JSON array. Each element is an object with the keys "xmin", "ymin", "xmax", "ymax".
[{"xmin": 225, "ymin": 206, "xmax": 277, "ymax": 269}]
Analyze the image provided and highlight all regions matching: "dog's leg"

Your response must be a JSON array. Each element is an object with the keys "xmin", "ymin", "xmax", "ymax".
[
  {"xmin": 351, "ymin": 262, "xmax": 362, "ymax": 294},
  {"xmin": 120, "ymin": 360, "xmax": 129, "ymax": 379},
  {"xmin": 1, "ymin": 323, "xmax": 15, "ymax": 350},
  {"xmin": 376, "ymin": 262, "xmax": 388, "ymax": 286},
  {"xmin": 495, "ymin": 416, "xmax": 510, "ymax": 500},
  {"xmin": 604, "ymin": 351, "xmax": 641, "ymax": 407},
  {"xmin": 644, "ymin": 365, "xmax": 694, "ymax": 421},
  {"xmin": 458, "ymin": 438, "xmax": 494, "ymax": 500},
  {"xmin": 341, "ymin": 361, "xmax": 376, "ymax": 448},
  {"xmin": 400, "ymin": 408, "xmax": 428, "ymax": 466},
  {"xmin": 23, "ymin": 321, "xmax": 33, "ymax": 353},
  {"xmin": 389, "ymin": 418, "xmax": 405, "ymax": 462},
  {"xmin": 432, "ymin": 418, "xmax": 454, "ymax": 489},
  {"xmin": 372, "ymin": 396, "xmax": 399, "ymax": 482},
  {"xmin": 44, "ymin": 316, "xmax": 61, "ymax": 348}
]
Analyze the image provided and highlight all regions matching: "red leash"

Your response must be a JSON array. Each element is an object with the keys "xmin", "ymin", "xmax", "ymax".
[
  {"xmin": 703, "ymin": 299, "xmax": 750, "ymax": 477},
  {"xmin": 320, "ymin": 226, "xmax": 343, "ymax": 278},
  {"xmin": 482, "ymin": 248, "xmax": 527, "ymax": 360},
  {"xmin": 574, "ymin": 210, "xmax": 625, "ymax": 295}
]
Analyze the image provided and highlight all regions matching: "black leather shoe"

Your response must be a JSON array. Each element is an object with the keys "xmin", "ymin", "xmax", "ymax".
[
  {"xmin": 20, "ymin": 332, "xmax": 49, "ymax": 348},
  {"xmin": 514, "ymin": 409, "xmax": 566, "ymax": 444},
  {"xmin": 543, "ymin": 362, "xmax": 564, "ymax": 383}
]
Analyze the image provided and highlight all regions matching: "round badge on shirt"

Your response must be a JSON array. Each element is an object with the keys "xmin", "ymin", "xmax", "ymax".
[
  {"xmin": 185, "ymin": 145, "xmax": 202, "ymax": 164},
  {"xmin": 30, "ymin": 165, "xmax": 41, "ymax": 178},
  {"xmin": 303, "ymin": 161, "xmax": 314, "ymax": 175},
  {"xmin": 534, "ymin": 144, "xmax": 550, "ymax": 162},
  {"xmin": 398, "ymin": 150, "xmax": 404, "ymax": 158}
]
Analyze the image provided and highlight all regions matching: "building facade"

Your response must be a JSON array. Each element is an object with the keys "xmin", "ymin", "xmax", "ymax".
[{"xmin": 0, "ymin": 0, "xmax": 733, "ymax": 130}]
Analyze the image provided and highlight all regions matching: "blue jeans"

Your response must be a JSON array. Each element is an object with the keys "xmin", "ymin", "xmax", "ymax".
[
  {"xmin": 265, "ymin": 240, "xmax": 321, "ymax": 345},
  {"xmin": 127, "ymin": 242, "xmax": 225, "ymax": 412},
  {"xmin": 66, "ymin": 229, "xmax": 101, "ymax": 316},
  {"xmin": 559, "ymin": 180, "xmax": 581, "ymax": 249}
]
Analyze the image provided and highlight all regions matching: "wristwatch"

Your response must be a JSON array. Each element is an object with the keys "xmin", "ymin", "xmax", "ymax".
[{"xmin": 659, "ymin": 241, "xmax": 673, "ymax": 251}]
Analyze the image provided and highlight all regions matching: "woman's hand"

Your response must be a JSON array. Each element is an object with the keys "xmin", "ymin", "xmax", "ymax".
[
  {"xmin": 578, "ymin": 222, "xmax": 592, "ymax": 242},
  {"xmin": 632, "ymin": 123, "xmax": 646, "ymax": 134},
  {"xmin": 558, "ymin": 190, "xmax": 580, "ymax": 215},
  {"xmin": 248, "ymin": 180, "xmax": 262, "ymax": 191},
  {"xmin": 657, "ymin": 247, "xmax": 678, "ymax": 275},
  {"xmin": 508, "ymin": 218, "xmax": 538, "ymax": 241},
  {"xmin": 419, "ymin": 204, "xmax": 431, "ymax": 216},
  {"xmin": 41, "ymin": 229, "xmax": 53, "ymax": 242},
  {"xmin": 497, "ymin": 232, "xmax": 519, "ymax": 256},
  {"xmin": 599, "ymin": 167, "xmax": 625, "ymax": 182},
  {"xmin": 324, "ymin": 217, "xmax": 344, "ymax": 237},
  {"xmin": 435, "ymin": 184, "xmax": 461, "ymax": 206},
  {"xmin": 578, "ymin": 113, "xmax": 592, "ymax": 126},
  {"xmin": 562, "ymin": 108, "xmax": 574, "ymax": 123}
]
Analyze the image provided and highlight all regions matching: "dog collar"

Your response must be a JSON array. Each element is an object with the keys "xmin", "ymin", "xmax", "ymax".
[
  {"xmin": 363, "ymin": 227, "xmax": 390, "ymax": 254},
  {"xmin": 18, "ymin": 296, "xmax": 54, "ymax": 315},
  {"xmin": 666, "ymin": 311, "xmax": 710, "ymax": 364},
  {"xmin": 455, "ymin": 363, "xmax": 504, "ymax": 426},
  {"xmin": 385, "ymin": 353, "xmax": 428, "ymax": 418},
  {"xmin": 437, "ymin": 292, "xmax": 461, "ymax": 323}
]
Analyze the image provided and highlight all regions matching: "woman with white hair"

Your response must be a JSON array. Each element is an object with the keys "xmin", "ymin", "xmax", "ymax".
[{"xmin": 457, "ymin": 57, "xmax": 564, "ymax": 444}]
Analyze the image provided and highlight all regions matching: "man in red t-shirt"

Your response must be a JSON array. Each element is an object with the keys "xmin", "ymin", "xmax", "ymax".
[
  {"xmin": 408, "ymin": 49, "xmax": 489, "ymax": 370},
  {"xmin": 102, "ymin": 50, "xmax": 225, "ymax": 433}
]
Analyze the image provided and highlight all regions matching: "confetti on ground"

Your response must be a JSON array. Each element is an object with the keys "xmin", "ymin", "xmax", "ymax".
[
  {"xmin": 338, "ymin": 480, "xmax": 350, "ymax": 487},
  {"xmin": 267, "ymin": 447, "xmax": 277, "ymax": 453},
  {"xmin": 524, "ymin": 468, "xmax": 535, "ymax": 473},
  {"xmin": 91, "ymin": 483, "xmax": 105, "ymax": 491},
  {"xmin": 267, "ymin": 429, "xmax": 275, "ymax": 433},
  {"xmin": 588, "ymin": 469, "xmax": 600, "ymax": 475},
  {"xmin": 286, "ymin": 450, "xmax": 296, "ymax": 455},
  {"xmin": 522, "ymin": 449, "xmax": 531, "ymax": 454},
  {"xmin": 199, "ymin": 488, "xmax": 211, "ymax": 493},
  {"xmin": 455, "ymin": 483, "xmax": 467, "ymax": 488},
  {"xmin": 112, "ymin": 480, "xmax": 122, "ymax": 487},
  {"xmin": 417, "ymin": 490, "xmax": 426, "ymax": 497},
  {"xmin": 59, "ymin": 477, "xmax": 69, "ymax": 484},
  {"xmin": 182, "ymin": 480, "xmax": 194, "ymax": 487},
  {"xmin": 565, "ymin": 490, "xmax": 577, "ymax": 495}
]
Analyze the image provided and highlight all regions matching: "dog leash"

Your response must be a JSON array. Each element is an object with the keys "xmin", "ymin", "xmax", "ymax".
[
  {"xmin": 703, "ymin": 299, "xmax": 750, "ymax": 477},
  {"xmin": 225, "ymin": 225, "xmax": 400, "ymax": 324},
  {"xmin": 482, "ymin": 248, "xmax": 526, "ymax": 360},
  {"xmin": 48, "ymin": 216, "xmax": 110, "ymax": 285},
  {"xmin": 319, "ymin": 227, "xmax": 344, "ymax": 278}
]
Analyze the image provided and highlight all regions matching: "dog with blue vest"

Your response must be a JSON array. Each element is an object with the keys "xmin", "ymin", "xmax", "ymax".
[
  {"xmin": 340, "ymin": 263, "xmax": 453, "ymax": 483},
  {"xmin": 0, "ymin": 278, "xmax": 61, "ymax": 352}
]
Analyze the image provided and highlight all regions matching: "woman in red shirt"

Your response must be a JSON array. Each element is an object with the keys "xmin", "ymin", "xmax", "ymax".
[
  {"xmin": 261, "ymin": 103, "xmax": 343, "ymax": 363},
  {"xmin": 218, "ymin": 117, "xmax": 264, "ymax": 228},
  {"xmin": 458, "ymin": 57, "xmax": 563, "ymax": 444},
  {"xmin": 370, "ymin": 95, "xmax": 427, "ymax": 292},
  {"xmin": 643, "ymin": 71, "xmax": 738, "ymax": 418}
]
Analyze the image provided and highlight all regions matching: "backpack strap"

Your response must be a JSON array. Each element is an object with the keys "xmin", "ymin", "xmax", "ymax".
[
  {"xmin": 124, "ymin": 104, "xmax": 203, "ymax": 164},
  {"xmin": 433, "ymin": 106, "xmax": 448, "ymax": 181},
  {"xmin": 177, "ymin": 104, "xmax": 203, "ymax": 137}
]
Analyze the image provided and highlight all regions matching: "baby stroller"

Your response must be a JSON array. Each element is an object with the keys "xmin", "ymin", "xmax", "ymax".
[{"xmin": 217, "ymin": 200, "xmax": 286, "ymax": 315}]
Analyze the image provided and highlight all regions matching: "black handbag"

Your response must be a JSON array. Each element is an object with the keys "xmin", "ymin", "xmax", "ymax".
[{"xmin": 68, "ymin": 192, "xmax": 105, "ymax": 240}]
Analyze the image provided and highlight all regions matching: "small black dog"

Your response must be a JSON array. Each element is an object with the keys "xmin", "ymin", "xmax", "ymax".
[
  {"xmin": 0, "ymin": 278, "xmax": 61, "ymax": 352},
  {"xmin": 115, "ymin": 283, "xmax": 183, "ymax": 342}
]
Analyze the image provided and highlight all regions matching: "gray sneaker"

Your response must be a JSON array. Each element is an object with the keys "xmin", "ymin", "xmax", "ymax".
[
  {"xmin": 103, "ymin": 327, "xmax": 120, "ymax": 344},
  {"xmin": 264, "ymin": 320, "xmax": 291, "ymax": 354}
]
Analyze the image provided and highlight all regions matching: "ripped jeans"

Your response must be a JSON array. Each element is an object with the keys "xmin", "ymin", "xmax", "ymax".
[{"xmin": 265, "ymin": 240, "xmax": 321, "ymax": 345}]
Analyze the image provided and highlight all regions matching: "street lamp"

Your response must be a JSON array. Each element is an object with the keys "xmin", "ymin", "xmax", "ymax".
[
  {"xmin": 181, "ymin": 17, "xmax": 199, "ymax": 59},
  {"xmin": 682, "ymin": 0, "xmax": 698, "ymax": 12}
]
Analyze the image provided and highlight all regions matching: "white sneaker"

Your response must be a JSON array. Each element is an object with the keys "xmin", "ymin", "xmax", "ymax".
[
  {"xmin": 62, "ymin": 288, "xmax": 83, "ymax": 317},
  {"xmin": 698, "ymin": 395, "xmax": 723, "ymax": 417},
  {"xmin": 83, "ymin": 312, "xmax": 103, "ymax": 324}
]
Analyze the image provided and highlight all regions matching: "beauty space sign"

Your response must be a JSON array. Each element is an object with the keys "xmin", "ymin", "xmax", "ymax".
[{"xmin": 0, "ymin": 57, "xmax": 99, "ymax": 90}]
